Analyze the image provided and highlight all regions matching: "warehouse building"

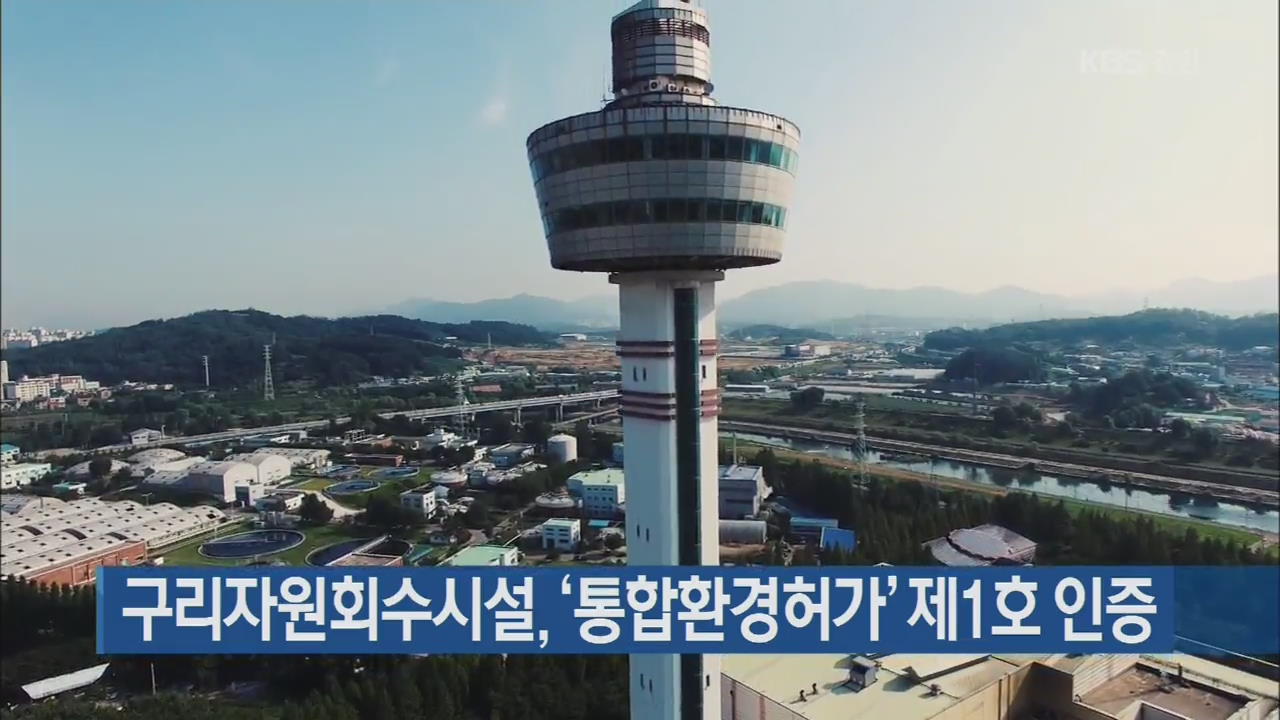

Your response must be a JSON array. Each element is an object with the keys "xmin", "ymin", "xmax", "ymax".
[
  {"xmin": 224, "ymin": 453, "xmax": 292, "ymax": 485},
  {"xmin": 0, "ymin": 498, "xmax": 227, "ymax": 585},
  {"xmin": 140, "ymin": 460, "xmax": 258, "ymax": 502},
  {"xmin": 246, "ymin": 447, "xmax": 331, "ymax": 471}
]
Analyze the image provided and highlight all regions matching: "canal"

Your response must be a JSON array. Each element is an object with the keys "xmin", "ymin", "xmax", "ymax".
[{"xmin": 728, "ymin": 432, "xmax": 1280, "ymax": 534}]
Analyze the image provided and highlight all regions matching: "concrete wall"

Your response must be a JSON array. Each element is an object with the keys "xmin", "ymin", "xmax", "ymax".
[
  {"xmin": 720, "ymin": 677, "xmax": 805, "ymax": 720},
  {"xmin": 931, "ymin": 664, "xmax": 1034, "ymax": 720}
]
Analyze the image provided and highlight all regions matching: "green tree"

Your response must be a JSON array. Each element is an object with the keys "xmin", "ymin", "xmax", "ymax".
[
  {"xmin": 789, "ymin": 386, "xmax": 825, "ymax": 410},
  {"xmin": 87, "ymin": 456, "xmax": 113, "ymax": 479},
  {"xmin": 298, "ymin": 494, "xmax": 334, "ymax": 526}
]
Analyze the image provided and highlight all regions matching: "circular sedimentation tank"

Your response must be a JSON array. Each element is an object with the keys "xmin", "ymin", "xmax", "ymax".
[
  {"xmin": 199, "ymin": 529, "xmax": 305, "ymax": 559},
  {"xmin": 325, "ymin": 479, "xmax": 380, "ymax": 496}
]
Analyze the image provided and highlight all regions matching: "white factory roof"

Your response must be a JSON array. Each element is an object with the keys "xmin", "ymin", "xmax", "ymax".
[
  {"xmin": 186, "ymin": 460, "xmax": 256, "ymax": 477},
  {"xmin": 0, "ymin": 495, "xmax": 66, "ymax": 516},
  {"xmin": 722, "ymin": 654, "xmax": 1026, "ymax": 720},
  {"xmin": 128, "ymin": 448, "xmax": 186, "ymax": 465},
  {"xmin": 571, "ymin": 467, "xmax": 626, "ymax": 487},
  {"xmin": 0, "ymin": 497, "xmax": 227, "ymax": 576}
]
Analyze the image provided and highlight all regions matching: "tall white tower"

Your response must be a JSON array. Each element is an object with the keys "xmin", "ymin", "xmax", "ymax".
[{"xmin": 526, "ymin": 2, "xmax": 799, "ymax": 718}]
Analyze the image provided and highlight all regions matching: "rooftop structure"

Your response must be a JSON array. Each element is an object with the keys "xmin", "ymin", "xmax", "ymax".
[
  {"xmin": 224, "ymin": 452, "xmax": 292, "ymax": 485},
  {"xmin": 924, "ymin": 524, "xmax": 1037, "ymax": 567},
  {"xmin": 527, "ymin": 1, "xmax": 799, "ymax": 714},
  {"xmin": 444, "ymin": 544, "xmax": 519, "ymax": 567}
]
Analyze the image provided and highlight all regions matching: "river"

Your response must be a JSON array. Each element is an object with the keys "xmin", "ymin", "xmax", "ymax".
[{"xmin": 728, "ymin": 432, "xmax": 1280, "ymax": 534}]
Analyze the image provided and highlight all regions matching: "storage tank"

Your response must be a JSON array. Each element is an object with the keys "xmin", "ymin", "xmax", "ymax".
[
  {"xmin": 547, "ymin": 434, "xmax": 578, "ymax": 464},
  {"xmin": 432, "ymin": 470, "xmax": 467, "ymax": 489},
  {"xmin": 719, "ymin": 519, "xmax": 767, "ymax": 545}
]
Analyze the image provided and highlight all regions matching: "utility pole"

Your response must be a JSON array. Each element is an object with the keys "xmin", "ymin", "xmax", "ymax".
[
  {"xmin": 263, "ymin": 345, "xmax": 275, "ymax": 401},
  {"xmin": 202, "ymin": 355, "xmax": 210, "ymax": 388}
]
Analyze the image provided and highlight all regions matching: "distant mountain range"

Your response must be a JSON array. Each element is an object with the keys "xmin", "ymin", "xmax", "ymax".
[
  {"xmin": 387, "ymin": 294, "xmax": 618, "ymax": 332},
  {"xmin": 384, "ymin": 275, "xmax": 1277, "ymax": 332}
]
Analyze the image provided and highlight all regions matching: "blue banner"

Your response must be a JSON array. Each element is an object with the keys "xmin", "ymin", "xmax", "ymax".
[{"xmin": 94, "ymin": 566, "xmax": 1275, "ymax": 656}]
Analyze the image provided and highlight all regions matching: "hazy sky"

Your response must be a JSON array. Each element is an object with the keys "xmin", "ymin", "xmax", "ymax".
[{"xmin": 2, "ymin": 0, "xmax": 1276, "ymax": 329}]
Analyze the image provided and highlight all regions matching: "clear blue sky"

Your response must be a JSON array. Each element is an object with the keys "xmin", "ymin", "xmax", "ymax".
[{"xmin": 3, "ymin": 0, "xmax": 1275, "ymax": 329}]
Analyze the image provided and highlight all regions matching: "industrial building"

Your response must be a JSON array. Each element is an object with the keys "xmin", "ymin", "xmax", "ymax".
[
  {"xmin": 140, "ymin": 460, "xmax": 259, "ymax": 502},
  {"xmin": 540, "ymin": 518, "xmax": 581, "ymax": 551},
  {"xmin": 0, "ymin": 497, "xmax": 227, "ymax": 585},
  {"xmin": 526, "ymin": 0, "xmax": 799, "ymax": 713},
  {"xmin": 719, "ymin": 653, "xmax": 1278, "ymax": 720},
  {"xmin": 717, "ymin": 465, "xmax": 766, "ymax": 519},
  {"xmin": 399, "ymin": 486, "xmax": 438, "ymax": 518},
  {"xmin": 925, "ymin": 524, "xmax": 1037, "ymax": 567},
  {"xmin": 571, "ymin": 468, "xmax": 627, "ymax": 519},
  {"xmin": 783, "ymin": 343, "xmax": 831, "ymax": 358},
  {"xmin": 0, "ymin": 442, "xmax": 18, "ymax": 465},
  {"xmin": 1, "ymin": 462, "xmax": 52, "ymax": 490},
  {"xmin": 224, "ymin": 453, "xmax": 292, "ymax": 485},
  {"xmin": 245, "ymin": 447, "xmax": 331, "ymax": 471},
  {"xmin": 444, "ymin": 545, "xmax": 519, "ymax": 567},
  {"xmin": 489, "ymin": 443, "xmax": 536, "ymax": 468}
]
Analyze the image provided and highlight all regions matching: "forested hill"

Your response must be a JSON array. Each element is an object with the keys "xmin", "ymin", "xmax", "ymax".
[
  {"xmin": 924, "ymin": 309, "xmax": 1279, "ymax": 351},
  {"xmin": 3, "ymin": 310, "xmax": 548, "ymax": 388},
  {"xmin": 725, "ymin": 324, "xmax": 835, "ymax": 343}
]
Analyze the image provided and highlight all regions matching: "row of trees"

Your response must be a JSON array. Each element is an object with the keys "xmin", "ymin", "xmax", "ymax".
[{"xmin": 753, "ymin": 448, "xmax": 1270, "ymax": 567}]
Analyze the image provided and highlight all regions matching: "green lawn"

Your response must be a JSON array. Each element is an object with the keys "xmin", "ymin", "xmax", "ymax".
[{"xmin": 159, "ymin": 522, "xmax": 369, "ymax": 567}]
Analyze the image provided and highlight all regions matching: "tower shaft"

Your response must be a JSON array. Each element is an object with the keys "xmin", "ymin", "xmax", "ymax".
[{"xmin": 615, "ymin": 271, "xmax": 721, "ymax": 720}]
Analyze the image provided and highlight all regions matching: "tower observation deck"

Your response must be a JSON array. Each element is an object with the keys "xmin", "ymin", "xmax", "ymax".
[{"xmin": 525, "ymin": 2, "xmax": 799, "ymax": 718}]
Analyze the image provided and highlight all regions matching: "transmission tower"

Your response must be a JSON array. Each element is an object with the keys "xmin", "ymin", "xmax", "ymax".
[
  {"xmin": 262, "ymin": 345, "xmax": 275, "ymax": 401},
  {"xmin": 854, "ymin": 393, "xmax": 868, "ymax": 486},
  {"xmin": 202, "ymin": 355, "xmax": 210, "ymax": 388},
  {"xmin": 454, "ymin": 374, "xmax": 469, "ymax": 437}
]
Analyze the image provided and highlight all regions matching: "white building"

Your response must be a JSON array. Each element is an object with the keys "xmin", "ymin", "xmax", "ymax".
[
  {"xmin": 128, "ymin": 428, "xmax": 164, "ymax": 445},
  {"xmin": 224, "ymin": 453, "xmax": 292, "ymax": 485},
  {"xmin": 127, "ymin": 448, "xmax": 187, "ymax": 476},
  {"xmin": 0, "ymin": 443, "xmax": 19, "ymax": 465},
  {"xmin": 540, "ymin": 518, "xmax": 581, "ymax": 551},
  {"xmin": 144, "ymin": 460, "xmax": 257, "ymax": 502},
  {"xmin": 3, "ymin": 378, "xmax": 51, "ymax": 403},
  {"xmin": 717, "ymin": 465, "xmax": 767, "ymax": 519},
  {"xmin": 1, "ymin": 463, "xmax": 52, "ymax": 490},
  {"xmin": 577, "ymin": 468, "xmax": 626, "ymax": 519},
  {"xmin": 246, "ymin": 447, "xmax": 331, "ymax": 471},
  {"xmin": 399, "ymin": 487, "xmax": 438, "ymax": 518}
]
